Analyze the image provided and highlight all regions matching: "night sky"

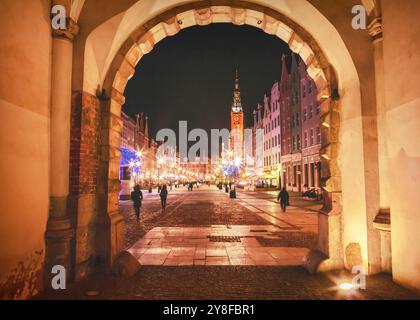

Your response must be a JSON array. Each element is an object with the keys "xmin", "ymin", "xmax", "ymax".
[{"xmin": 123, "ymin": 23, "xmax": 291, "ymax": 139}]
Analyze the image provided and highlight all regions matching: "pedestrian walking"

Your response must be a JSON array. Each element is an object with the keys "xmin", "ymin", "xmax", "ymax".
[
  {"xmin": 277, "ymin": 187, "xmax": 290, "ymax": 212},
  {"xmin": 131, "ymin": 184, "xmax": 143, "ymax": 222},
  {"xmin": 160, "ymin": 184, "xmax": 168, "ymax": 210}
]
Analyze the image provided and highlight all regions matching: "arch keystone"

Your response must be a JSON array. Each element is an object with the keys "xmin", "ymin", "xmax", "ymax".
[{"xmin": 211, "ymin": 6, "xmax": 232, "ymax": 23}]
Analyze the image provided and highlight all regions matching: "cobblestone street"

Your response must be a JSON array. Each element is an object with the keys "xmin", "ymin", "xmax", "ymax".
[{"xmin": 37, "ymin": 187, "xmax": 419, "ymax": 300}]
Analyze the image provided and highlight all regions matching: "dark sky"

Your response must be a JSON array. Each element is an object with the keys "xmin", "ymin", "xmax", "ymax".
[{"xmin": 123, "ymin": 23, "xmax": 291, "ymax": 138}]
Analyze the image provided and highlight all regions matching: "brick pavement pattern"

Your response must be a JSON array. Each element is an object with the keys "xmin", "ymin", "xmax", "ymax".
[{"xmin": 36, "ymin": 187, "xmax": 420, "ymax": 300}]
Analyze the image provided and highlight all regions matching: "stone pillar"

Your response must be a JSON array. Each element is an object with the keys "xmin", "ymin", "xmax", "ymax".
[
  {"xmin": 45, "ymin": 19, "xmax": 79, "ymax": 284},
  {"xmin": 304, "ymin": 98, "xmax": 344, "ymax": 273},
  {"xmin": 95, "ymin": 88, "xmax": 126, "ymax": 268},
  {"xmin": 369, "ymin": 16, "xmax": 392, "ymax": 273}
]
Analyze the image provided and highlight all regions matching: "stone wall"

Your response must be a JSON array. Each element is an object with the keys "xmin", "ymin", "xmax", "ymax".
[{"xmin": 69, "ymin": 91, "xmax": 101, "ymax": 280}]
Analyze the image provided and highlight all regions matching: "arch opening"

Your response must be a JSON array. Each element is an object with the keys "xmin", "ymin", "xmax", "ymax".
[{"xmin": 72, "ymin": 0, "xmax": 361, "ymax": 278}]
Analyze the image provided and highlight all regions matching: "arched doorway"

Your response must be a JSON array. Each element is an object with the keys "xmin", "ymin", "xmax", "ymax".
[{"xmin": 66, "ymin": 0, "xmax": 371, "ymax": 280}]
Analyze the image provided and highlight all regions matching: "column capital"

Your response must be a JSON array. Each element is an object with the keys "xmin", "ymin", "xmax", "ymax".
[
  {"xmin": 368, "ymin": 17, "xmax": 383, "ymax": 42},
  {"xmin": 52, "ymin": 18, "xmax": 80, "ymax": 41}
]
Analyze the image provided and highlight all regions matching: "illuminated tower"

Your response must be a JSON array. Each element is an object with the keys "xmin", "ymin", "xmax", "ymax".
[{"xmin": 230, "ymin": 70, "xmax": 244, "ymax": 160}]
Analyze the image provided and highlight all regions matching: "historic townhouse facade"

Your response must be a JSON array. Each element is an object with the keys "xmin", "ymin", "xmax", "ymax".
[
  {"xmin": 120, "ymin": 112, "xmax": 157, "ymax": 198},
  {"xmin": 299, "ymin": 60, "xmax": 321, "ymax": 191},
  {"xmin": 253, "ymin": 54, "xmax": 321, "ymax": 191},
  {"xmin": 290, "ymin": 54, "xmax": 303, "ymax": 192},
  {"xmin": 279, "ymin": 55, "xmax": 293, "ymax": 189},
  {"xmin": 252, "ymin": 104, "xmax": 264, "ymax": 179},
  {"xmin": 262, "ymin": 95, "xmax": 271, "ymax": 179}
]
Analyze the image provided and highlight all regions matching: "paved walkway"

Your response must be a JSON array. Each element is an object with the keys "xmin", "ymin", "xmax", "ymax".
[
  {"xmin": 124, "ymin": 187, "xmax": 318, "ymax": 267},
  {"xmin": 36, "ymin": 187, "xmax": 420, "ymax": 300}
]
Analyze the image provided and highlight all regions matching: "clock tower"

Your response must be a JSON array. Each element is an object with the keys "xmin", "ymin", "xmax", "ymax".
[{"xmin": 230, "ymin": 70, "xmax": 244, "ymax": 160}]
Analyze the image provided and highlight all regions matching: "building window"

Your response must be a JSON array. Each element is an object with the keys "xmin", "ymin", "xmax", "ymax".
[
  {"xmin": 304, "ymin": 131, "xmax": 308, "ymax": 148},
  {"xmin": 309, "ymin": 105, "xmax": 313, "ymax": 119},
  {"xmin": 293, "ymin": 136, "xmax": 296, "ymax": 151},
  {"xmin": 316, "ymin": 103, "xmax": 320, "ymax": 115},
  {"xmin": 303, "ymin": 108, "xmax": 307, "ymax": 122},
  {"xmin": 310, "ymin": 129, "xmax": 314, "ymax": 146},
  {"xmin": 297, "ymin": 134, "xmax": 301, "ymax": 150},
  {"xmin": 288, "ymin": 138, "xmax": 291, "ymax": 153},
  {"xmin": 296, "ymin": 112, "xmax": 300, "ymax": 125},
  {"xmin": 308, "ymin": 81, "xmax": 312, "ymax": 94},
  {"xmin": 317, "ymin": 127, "xmax": 321, "ymax": 144},
  {"xmin": 291, "ymin": 114, "xmax": 295, "ymax": 128},
  {"xmin": 302, "ymin": 85, "xmax": 306, "ymax": 98}
]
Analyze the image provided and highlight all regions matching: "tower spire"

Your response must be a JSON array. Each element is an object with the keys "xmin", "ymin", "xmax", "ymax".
[{"xmin": 231, "ymin": 70, "xmax": 243, "ymax": 113}]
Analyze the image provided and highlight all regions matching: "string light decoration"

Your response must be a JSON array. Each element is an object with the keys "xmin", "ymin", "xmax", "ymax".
[{"xmin": 120, "ymin": 147, "xmax": 142, "ymax": 178}]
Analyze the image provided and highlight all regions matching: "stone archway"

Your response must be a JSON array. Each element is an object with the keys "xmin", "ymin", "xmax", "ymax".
[{"xmin": 92, "ymin": 2, "xmax": 344, "ymax": 273}]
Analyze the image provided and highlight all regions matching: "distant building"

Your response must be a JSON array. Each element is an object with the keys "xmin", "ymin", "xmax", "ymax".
[
  {"xmin": 119, "ymin": 112, "xmax": 156, "ymax": 198},
  {"xmin": 230, "ymin": 70, "xmax": 245, "ymax": 161}
]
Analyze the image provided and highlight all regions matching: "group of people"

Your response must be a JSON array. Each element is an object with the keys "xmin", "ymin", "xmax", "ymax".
[
  {"xmin": 130, "ymin": 184, "xmax": 168, "ymax": 222},
  {"xmin": 131, "ymin": 183, "xmax": 291, "ymax": 223}
]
